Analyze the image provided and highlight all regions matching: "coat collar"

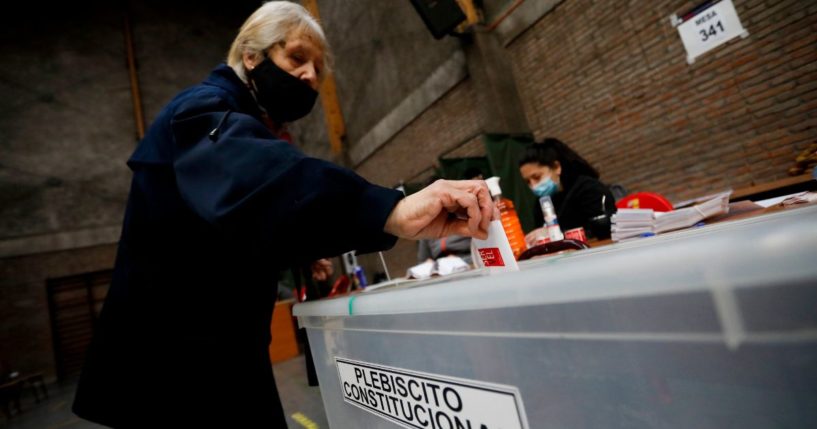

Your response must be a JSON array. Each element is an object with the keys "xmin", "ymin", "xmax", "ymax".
[{"xmin": 204, "ymin": 64, "xmax": 264, "ymax": 119}]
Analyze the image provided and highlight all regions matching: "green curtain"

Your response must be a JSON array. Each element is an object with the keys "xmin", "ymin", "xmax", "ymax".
[
  {"xmin": 401, "ymin": 181, "xmax": 426, "ymax": 196},
  {"xmin": 404, "ymin": 135, "xmax": 538, "ymax": 233},
  {"xmin": 437, "ymin": 156, "xmax": 493, "ymax": 180},
  {"xmin": 482, "ymin": 133, "xmax": 539, "ymax": 233}
]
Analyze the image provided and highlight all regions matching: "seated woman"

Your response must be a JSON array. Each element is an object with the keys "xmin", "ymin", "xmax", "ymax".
[{"xmin": 519, "ymin": 138, "xmax": 617, "ymax": 242}]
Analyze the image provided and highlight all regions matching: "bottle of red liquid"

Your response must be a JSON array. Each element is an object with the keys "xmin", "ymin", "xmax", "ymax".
[{"xmin": 485, "ymin": 177, "xmax": 527, "ymax": 259}]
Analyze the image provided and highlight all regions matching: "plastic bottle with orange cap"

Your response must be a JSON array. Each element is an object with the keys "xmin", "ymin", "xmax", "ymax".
[{"xmin": 484, "ymin": 177, "xmax": 527, "ymax": 259}]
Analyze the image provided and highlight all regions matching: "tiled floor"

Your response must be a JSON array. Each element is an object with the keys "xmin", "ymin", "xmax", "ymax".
[{"xmin": 2, "ymin": 354, "xmax": 329, "ymax": 428}]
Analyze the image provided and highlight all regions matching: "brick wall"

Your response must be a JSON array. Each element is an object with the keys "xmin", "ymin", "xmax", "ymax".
[
  {"xmin": 356, "ymin": 78, "xmax": 484, "ymax": 187},
  {"xmin": 352, "ymin": 0, "xmax": 816, "ymax": 274},
  {"xmin": 507, "ymin": 0, "xmax": 817, "ymax": 202},
  {"xmin": 442, "ymin": 135, "xmax": 488, "ymax": 159}
]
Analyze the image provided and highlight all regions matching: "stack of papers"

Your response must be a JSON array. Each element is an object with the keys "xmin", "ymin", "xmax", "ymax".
[
  {"xmin": 611, "ymin": 191, "xmax": 732, "ymax": 241},
  {"xmin": 654, "ymin": 191, "xmax": 730, "ymax": 232},
  {"xmin": 672, "ymin": 189, "xmax": 733, "ymax": 208},
  {"xmin": 611, "ymin": 208, "xmax": 655, "ymax": 240}
]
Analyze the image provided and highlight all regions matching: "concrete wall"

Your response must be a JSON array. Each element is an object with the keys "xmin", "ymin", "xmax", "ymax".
[
  {"xmin": 0, "ymin": 0, "xmax": 257, "ymax": 380},
  {"xmin": 295, "ymin": 0, "xmax": 465, "ymax": 167},
  {"xmin": 0, "ymin": 0, "xmax": 257, "ymax": 254},
  {"xmin": 0, "ymin": 3, "xmax": 133, "ymax": 254}
]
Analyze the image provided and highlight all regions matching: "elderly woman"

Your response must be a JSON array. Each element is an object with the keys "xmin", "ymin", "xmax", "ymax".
[{"xmin": 72, "ymin": 2, "xmax": 491, "ymax": 427}]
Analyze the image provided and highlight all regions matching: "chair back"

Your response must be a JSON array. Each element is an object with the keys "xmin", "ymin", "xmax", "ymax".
[{"xmin": 616, "ymin": 192, "xmax": 673, "ymax": 211}]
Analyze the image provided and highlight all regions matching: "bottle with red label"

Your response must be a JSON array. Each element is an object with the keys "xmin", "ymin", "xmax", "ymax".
[
  {"xmin": 517, "ymin": 196, "xmax": 590, "ymax": 260},
  {"xmin": 485, "ymin": 177, "xmax": 527, "ymax": 259}
]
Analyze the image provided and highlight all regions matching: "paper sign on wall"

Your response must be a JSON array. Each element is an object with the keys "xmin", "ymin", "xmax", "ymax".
[
  {"xmin": 672, "ymin": 0, "xmax": 749, "ymax": 64},
  {"xmin": 336, "ymin": 357, "xmax": 529, "ymax": 429}
]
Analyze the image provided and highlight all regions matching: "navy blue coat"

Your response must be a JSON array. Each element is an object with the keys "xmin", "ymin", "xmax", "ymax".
[{"xmin": 73, "ymin": 65, "xmax": 402, "ymax": 427}]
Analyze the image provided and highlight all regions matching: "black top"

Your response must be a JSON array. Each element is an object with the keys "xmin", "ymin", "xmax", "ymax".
[
  {"xmin": 532, "ymin": 175, "xmax": 617, "ymax": 239},
  {"xmin": 72, "ymin": 64, "xmax": 403, "ymax": 427}
]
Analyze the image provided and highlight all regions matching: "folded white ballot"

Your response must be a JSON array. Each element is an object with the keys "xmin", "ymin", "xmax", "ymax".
[
  {"xmin": 406, "ymin": 260, "xmax": 435, "ymax": 280},
  {"xmin": 405, "ymin": 255, "xmax": 471, "ymax": 280},
  {"xmin": 471, "ymin": 220, "xmax": 519, "ymax": 273},
  {"xmin": 436, "ymin": 255, "xmax": 470, "ymax": 276}
]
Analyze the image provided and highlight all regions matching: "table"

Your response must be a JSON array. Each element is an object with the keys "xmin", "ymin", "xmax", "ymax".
[{"xmin": 730, "ymin": 173, "xmax": 816, "ymax": 202}]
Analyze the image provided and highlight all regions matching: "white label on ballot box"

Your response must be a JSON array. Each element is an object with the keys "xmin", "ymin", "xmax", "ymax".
[{"xmin": 335, "ymin": 357, "xmax": 529, "ymax": 429}]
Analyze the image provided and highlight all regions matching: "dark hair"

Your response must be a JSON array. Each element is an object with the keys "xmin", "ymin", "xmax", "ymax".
[
  {"xmin": 518, "ymin": 137, "xmax": 599, "ymax": 189},
  {"xmin": 462, "ymin": 167, "xmax": 484, "ymax": 180}
]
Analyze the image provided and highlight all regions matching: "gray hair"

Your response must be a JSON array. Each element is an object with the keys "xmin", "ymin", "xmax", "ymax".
[{"xmin": 227, "ymin": 1, "xmax": 330, "ymax": 83}]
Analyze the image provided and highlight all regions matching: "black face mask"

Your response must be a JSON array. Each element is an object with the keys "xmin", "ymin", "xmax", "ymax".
[{"xmin": 247, "ymin": 56, "xmax": 318, "ymax": 123}]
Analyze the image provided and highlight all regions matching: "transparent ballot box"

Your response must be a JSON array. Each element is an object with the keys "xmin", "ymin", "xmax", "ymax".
[{"xmin": 293, "ymin": 205, "xmax": 817, "ymax": 429}]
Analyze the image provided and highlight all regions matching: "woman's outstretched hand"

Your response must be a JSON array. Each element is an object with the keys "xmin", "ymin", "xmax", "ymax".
[{"xmin": 384, "ymin": 179, "xmax": 495, "ymax": 240}]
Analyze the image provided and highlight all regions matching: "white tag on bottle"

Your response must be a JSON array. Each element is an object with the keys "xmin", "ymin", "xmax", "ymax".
[{"xmin": 472, "ymin": 220, "xmax": 519, "ymax": 273}]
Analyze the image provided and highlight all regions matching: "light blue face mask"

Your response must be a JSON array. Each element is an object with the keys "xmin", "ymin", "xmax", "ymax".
[{"xmin": 531, "ymin": 177, "xmax": 558, "ymax": 198}]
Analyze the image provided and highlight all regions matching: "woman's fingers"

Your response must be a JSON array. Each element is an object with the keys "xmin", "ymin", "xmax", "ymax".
[
  {"xmin": 476, "ymin": 184, "xmax": 494, "ymax": 228},
  {"xmin": 439, "ymin": 179, "xmax": 493, "ymax": 237},
  {"xmin": 383, "ymin": 179, "xmax": 496, "ymax": 240},
  {"xmin": 440, "ymin": 186, "xmax": 487, "ymax": 239},
  {"xmin": 444, "ymin": 218, "xmax": 473, "ymax": 238}
]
